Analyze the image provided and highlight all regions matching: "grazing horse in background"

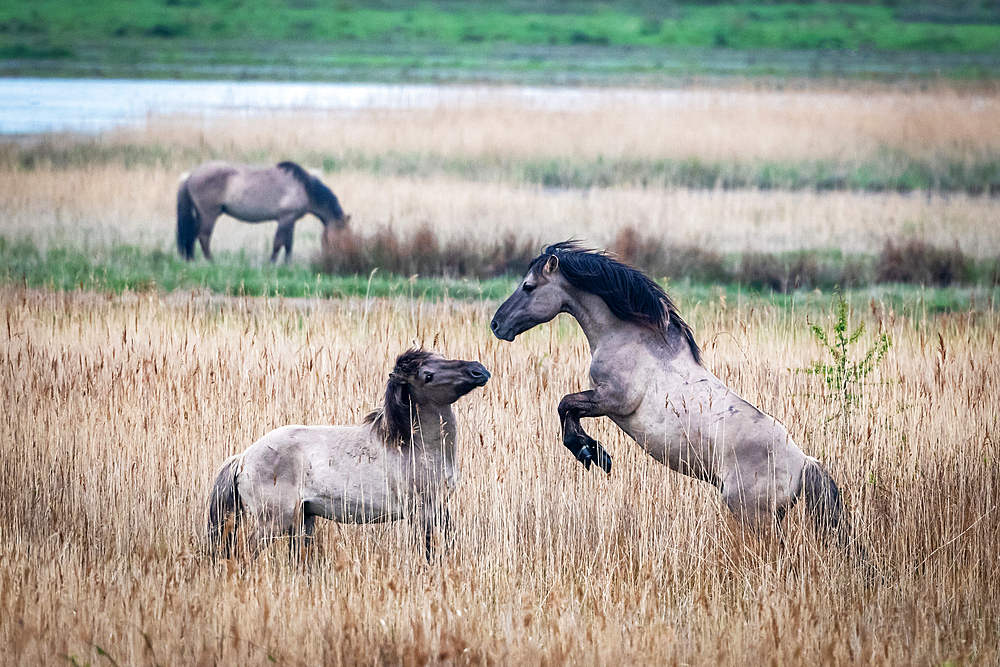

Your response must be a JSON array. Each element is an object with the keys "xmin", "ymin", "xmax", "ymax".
[
  {"xmin": 206, "ymin": 349, "xmax": 490, "ymax": 560},
  {"xmin": 491, "ymin": 242, "xmax": 865, "ymax": 555},
  {"xmin": 177, "ymin": 161, "xmax": 350, "ymax": 263}
]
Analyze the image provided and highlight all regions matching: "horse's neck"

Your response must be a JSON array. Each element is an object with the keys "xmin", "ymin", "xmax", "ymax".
[
  {"xmin": 566, "ymin": 286, "xmax": 699, "ymax": 366},
  {"xmin": 563, "ymin": 288, "xmax": 633, "ymax": 354},
  {"xmin": 412, "ymin": 404, "xmax": 458, "ymax": 468}
]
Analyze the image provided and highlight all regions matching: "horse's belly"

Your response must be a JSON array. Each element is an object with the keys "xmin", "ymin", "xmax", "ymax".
[
  {"xmin": 304, "ymin": 475, "xmax": 406, "ymax": 524},
  {"xmin": 610, "ymin": 411, "xmax": 718, "ymax": 484},
  {"xmin": 308, "ymin": 493, "xmax": 404, "ymax": 524},
  {"xmin": 223, "ymin": 186, "xmax": 305, "ymax": 222},
  {"xmin": 221, "ymin": 201, "xmax": 293, "ymax": 222}
]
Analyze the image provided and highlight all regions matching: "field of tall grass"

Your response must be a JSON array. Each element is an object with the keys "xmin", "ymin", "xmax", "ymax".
[
  {"xmin": 2, "ymin": 286, "xmax": 998, "ymax": 664},
  {"xmin": 3, "ymin": 84, "xmax": 1000, "ymax": 260},
  {"xmin": 2, "ymin": 80, "xmax": 1000, "ymax": 663}
]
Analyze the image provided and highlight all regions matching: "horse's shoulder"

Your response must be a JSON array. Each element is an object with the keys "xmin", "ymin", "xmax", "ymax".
[{"xmin": 590, "ymin": 331, "xmax": 658, "ymax": 373}]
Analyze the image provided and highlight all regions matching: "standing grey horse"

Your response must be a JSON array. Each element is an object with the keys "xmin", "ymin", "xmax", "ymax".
[
  {"xmin": 177, "ymin": 161, "xmax": 350, "ymax": 263},
  {"xmin": 491, "ymin": 242, "xmax": 857, "ymax": 546},
  {"xmin": 206, "ymin": 349, "xmax": 489, "ymax": 560}
]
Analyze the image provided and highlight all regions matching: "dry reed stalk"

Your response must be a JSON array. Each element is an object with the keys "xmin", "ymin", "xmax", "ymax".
[
  {"xmin": 3, "ymin": 167, "xmax": 1000, "ymax": 259},
  {"xmin": 111, "ymin": 86, "xmax": 1000, "ymax": 164},
  {"xmin": 2, "ymin": 287, "xmax": 998, "ymax": 665}
]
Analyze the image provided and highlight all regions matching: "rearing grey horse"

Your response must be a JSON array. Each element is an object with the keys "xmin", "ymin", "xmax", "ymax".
[
  {"xmin": 491, "ymin": 241, "xmax": 857, "ymax": 546},
  {"xmin": 177, "ymin": 161, "xmax": 350, "ymax": 263}
]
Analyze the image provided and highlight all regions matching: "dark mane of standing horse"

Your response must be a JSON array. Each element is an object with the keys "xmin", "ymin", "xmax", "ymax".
[
  {"xmin": 364, "ymin": 348, "xmax": 433, "ymax": 445},
  {"xmin": 276, "ymin": 161, "xmax": 343, "ymax": 219},
  {"xmin": 529, "ymin": 241, "xmax": 701, "ymax": 364}
]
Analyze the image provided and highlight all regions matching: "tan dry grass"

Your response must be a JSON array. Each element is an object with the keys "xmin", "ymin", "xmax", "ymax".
[
  {"xmin": 120, "ymin": 86, "xmax": 1000, "ymax": 164},
  {"xmin": 2, "ymin": 287, "xmax": 998, "ymax": 665},
  {"xmin": 3, "ymin": 166, "xmax": 1000, "ymax": 259},
  {"xmin": 5, "ymin": 84, "xmax": 1000, "ymax": 262}
]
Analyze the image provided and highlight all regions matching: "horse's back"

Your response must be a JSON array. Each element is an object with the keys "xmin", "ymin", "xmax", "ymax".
[
  {"xmin": 184, "ymin": 161, "xmax": 239, "ymax": 209},
  {"xmin": 193, "ymin": 162, "xmax": 306, "ymax": 222},
  {"xmin": 238, "ymin": 423, "xmax": 403, "ymax": 524},
  {"xmin": 239, "ymin": 424, "xmax": 381, "ymax": 487}
]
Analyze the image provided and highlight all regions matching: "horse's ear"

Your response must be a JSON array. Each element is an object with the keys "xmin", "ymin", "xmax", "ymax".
[{"xmin": 543, "ymin": 254, "xmax": 559, "ymax": 276}]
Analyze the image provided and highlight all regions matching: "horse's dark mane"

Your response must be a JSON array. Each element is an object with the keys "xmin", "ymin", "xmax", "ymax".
[
  {"xmin": 276, "ymin": 161, "xmax": 344, "ymax": 220},
  {"xmin": 364, "ymin": 348, "xmax": 434, "ymax": 445},
  {"xmin": 529, "ymin": 241, "xmax": 701, "ymax": 364}
]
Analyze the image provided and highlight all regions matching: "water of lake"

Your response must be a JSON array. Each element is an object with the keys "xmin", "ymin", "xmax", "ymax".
[{"xmin": 0, "ymin": 77, "xmax": 704, "ymax": 135}]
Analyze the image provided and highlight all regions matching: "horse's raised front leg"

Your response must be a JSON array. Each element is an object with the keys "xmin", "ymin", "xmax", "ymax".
[
  {"xmin": 557, "ymin": 387, "xmax": 630, "ymax": 475},
  {"xmin": 271, "ymin": 218, "xmax": 297, "ymax": 264}
]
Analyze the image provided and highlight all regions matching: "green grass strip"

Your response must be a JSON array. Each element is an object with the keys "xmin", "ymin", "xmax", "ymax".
[
  {"xmin": 0, "ymin": 238, "xmax": 517, "ymax": 301},
  {"xmin": 2, "ymin": 2, "xmax": 999, "ymax": 54},
  {"xmin": 3, "ymin": 237, "xmax": 998, "ymax": 314}
]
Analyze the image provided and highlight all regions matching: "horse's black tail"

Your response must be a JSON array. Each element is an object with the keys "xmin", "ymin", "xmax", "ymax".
[
  {"xmin": 176, "ymin": 177, "xmax": 199, "ymax": 260},
  {"xmin": 206, "ymin": 454, "xmax": 242, "ymax": 557},
  {"xmin": 801, "ymin": 457, "xmax": 877, "ymax": 580},
  {"xmin": 801, "ymin": 457, "xmax": 844, "ymax": 535}
]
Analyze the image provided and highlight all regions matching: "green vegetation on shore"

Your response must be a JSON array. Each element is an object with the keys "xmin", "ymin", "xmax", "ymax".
[
  {"xmin": 3, "ymin": 236, "xmax": 997, "ymax": 313},
  {"xmin": 2, "ymin": 1, "xmax": 999, "ymax": 81},
  {"xmin": 5, "ymin": 1, "xmax": 999, "ymax": 53},
  {"xmin": 0, "ymin": 237, "xmax": 514, "ymax": 300}
]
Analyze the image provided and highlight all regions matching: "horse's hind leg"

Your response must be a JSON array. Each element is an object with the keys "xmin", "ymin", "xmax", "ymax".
[
  {"xmin": 721, "ymin": 478, "xmax": 794, "ymax": 549},
  {"xmin": 302, "ymin": 513, "xmax": 318, "ymax": 562},
  {"xmin": 198, "ymin": 214, "xmax": 220, "ymax": 262},
  {"xmin": 289, "ymin": 511, "xmax": 318, "ymax": 566},
  {"xmin": 271, "ymin": 218, "xmax": 297, "ymax": 264}
]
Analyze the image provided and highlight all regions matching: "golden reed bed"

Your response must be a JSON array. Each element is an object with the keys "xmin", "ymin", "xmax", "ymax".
[
  {"xmin": 3, "ymin": 82, "xmax": 1000, "ymax": 262},
  {"xmin": 2, "ymin": 287, "xmax": 998, "ymax": 664},
  {"xmin": 4, "ymin": 167, "xmax": 1000, "ymax": 262}
]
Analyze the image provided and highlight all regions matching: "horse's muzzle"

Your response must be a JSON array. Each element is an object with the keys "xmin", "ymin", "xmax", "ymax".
[
  {"xmin": 490, "ymin": 318, "xmax": 516, "ymax": 342},
  {"xmin": 467, "ymin": 363, "xmax": 491, "ymax": 387}
]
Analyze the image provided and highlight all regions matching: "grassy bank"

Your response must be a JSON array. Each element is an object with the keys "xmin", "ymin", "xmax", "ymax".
[
  {"xmin": 0, "ymin": 237, "xmax": 515, "ymax": 301},
  {"xmin": 3, "ymin": 1, "xmax": 1000, "ymax": 82},
  {"xmin": 6, "ymin": 1, "xmax": 1000, "ymax": 53},
  {"xmin": 3, "ymin": 236, "xmax": 997, "ymax": 313}
]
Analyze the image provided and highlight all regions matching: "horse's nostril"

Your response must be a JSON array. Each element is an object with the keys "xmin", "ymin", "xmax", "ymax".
[{"xmin": 490, "ymin": 320, "xmax": 498, "ymax": 331}]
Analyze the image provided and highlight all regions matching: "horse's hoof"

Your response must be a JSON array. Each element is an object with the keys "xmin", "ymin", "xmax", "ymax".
[{"xmin": 595, "ymin": 451, "xmax": 612, "ymax": 475}]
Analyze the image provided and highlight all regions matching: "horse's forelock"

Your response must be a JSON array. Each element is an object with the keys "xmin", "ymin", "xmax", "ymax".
[
  {"xmin": 365, "ymin": 348, "xmax": 433, "ymax": 445},
  {"xmin": 391, "ymin": 347, "xmax": 433, "ymax": 382}
]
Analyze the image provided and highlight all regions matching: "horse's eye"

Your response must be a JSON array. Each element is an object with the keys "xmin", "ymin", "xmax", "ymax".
[
  {"xmin": 523, "ymin": 282, "xmax": 536, "ymax": 293},
  {"xmin": 424, "ymin": 372, "xmax": 434, "ymax": 383}
]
